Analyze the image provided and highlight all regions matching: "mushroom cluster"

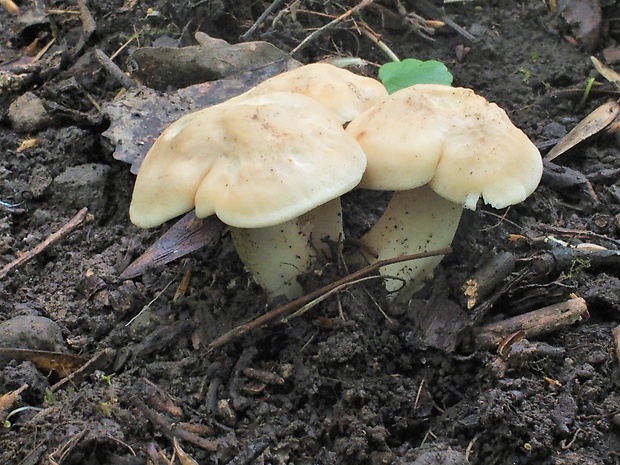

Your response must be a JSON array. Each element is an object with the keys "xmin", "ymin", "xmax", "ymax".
[{"xmin": 129, "ymin": 64, "xmax": 543, "ymax": 303}]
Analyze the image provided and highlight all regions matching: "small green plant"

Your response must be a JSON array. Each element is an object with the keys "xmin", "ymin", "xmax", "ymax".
[
  {"xmin": 43, "ymin": 387, "xmax": 56, "ymax": 406},
  {"xmin": 3, "ymin": 406, "xmax": 43, "ymax": 428},
  {"xmin": 378, "ymin": 58, "xmax": 453, "ymax": 94},
  {"xmin": 100, "ymin": 373, "xmax": 113, "ymax": 386},
  {"xmin": 98, "ymin": 402, "xmax": 113, "ymax": 417},
  {"xmin": 518, "ymin": 67, "xmax": 531, "ymax": 83},
  {"xmin": 577, "ymin": 77, "xmax": 595, "ymax": 109},
  {"xmin": 567, "ymin": 257, "xmax": 591, "ymax": 279}
]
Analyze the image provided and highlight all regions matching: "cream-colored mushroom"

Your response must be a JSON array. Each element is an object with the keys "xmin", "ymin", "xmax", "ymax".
[
  {"xmin": 130, "ymin": 92, "xmax": 366, "ymax": 300},
  {"xmin": 227, "ymin": 62, "xmax": 388, "ymax": 124},
  {"xmin": 346, "ymin": 84, "xmax": 543, "ymax": 301}
]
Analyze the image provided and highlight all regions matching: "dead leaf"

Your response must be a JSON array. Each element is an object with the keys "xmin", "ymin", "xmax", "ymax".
[
  {"xmin": 561, "ymin": 0, "xmax": 602, "ymax": 51},
  {"xmin": 590, "ymin": 56, "xmax": 620, "ymax": 87},
  {"xmin": 544, "ymin": 100, "xmax": 620, "ymax": 161},
  {"xmin": 120, "ymin": 213, "xmax": 225, "ymax": 279},
  {"xmin": 132, "ymin": 32, "xmax": 290, "ymax": 91},
  {"xmin": 102, "ymin": 58, "xmax": 298, "ymax": 174},
  {"xmin": 0, "ymin": 384, "xmax": 27, "ymax": 412},
  {"xmin": 0, "ymin": 348, "xmax": 87, "ymax": 378},
  {"xmin": 173, "ymin": 437, "xmax": 200, "ymax": 465}
]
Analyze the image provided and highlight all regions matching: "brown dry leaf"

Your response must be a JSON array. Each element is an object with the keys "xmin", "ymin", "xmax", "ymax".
[
  {"xmin": 173, "ymin": 438, "xmax": 200, "ymax": 465},
  {"xmin": 102, "ymin": 58, "xmax": 297, "ymax": 174},
  {"xmin": 16, "ymin": 137, "xmax": 40, "ymax": 152},
  {"xmin": 0, "ymin": 384, "xmax": 27, "ymax": 412},
  {"xmin": 544, "ymin": 100, "xmax": 620, "ymax": 161},
  {"xmin": 590, "ymin": 56, "xmax": 620, "ymax": 87},
  {"xmin": 120, "ymin": 213, "xmax": 225, "ymax": 279},
  {"xmin": 132, "ymin": 32, "xmax": 289, "ymax": 91},
  {"xmin": 603, "ymin": 45, "xmax": 620, "ymax": 65},
  {"xmin": 0, "ymin": 348, "xmax": 87, "ymax": 378},
  {"xmin": 561, "ymin": 0, "xmax": 602, "ymax": 51}
]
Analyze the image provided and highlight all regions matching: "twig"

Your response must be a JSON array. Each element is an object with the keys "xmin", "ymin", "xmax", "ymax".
[
  {"xmin": 125, "ymin": 278, "xmax": 176, "ymax": 326},
  {"xmin": 49, "ymin": 430, "xmax": 88, "ymax": 465},
  {"xmin": 532, "ymin": 246, "xmax": 620, "ymax": 275},
  {"xmin": 536, "ymin": 224, "xmax": 620, "ymax": 248},
  {"xmin": 289, "ymin": 0, "xmax": 375, "ymax": 56},
  {"xmin": 133, "ymin": 397, "xmax": 218, "ymax": 452},
  {"xmin": 207, "ymin": 247, "xmax": 452, "ymax": 352},
  {"xmin": 0, "ymin": 208, "xmax": 90, "ymax": 280},
  {"xmin": 51, "ymin": 348, "xmax": 116, "ymax": 392},
  {"xmin": 471, "ymin": 297, "xmax": 589, "ymax": 349},
  {"xmin": 94, "ymin": 49, "xmax": 136, "ymax": 90},
  {"xmin": 240, "ymin": 0, "xmax": 286, "ymax": 41},
  {"xmin": 612, "ymin": 325, "xmax": 620, "ymax": 362},
  {"xmin": 357, "ymin": 22, "xmax": 400, "ymax": 62},
  {"xmin": 461, "ymin": 252, "xmax": 516, "ymax": 310},
  {"xmin": 411, "ymin": 0, "xmax": 477, "ymax": 42},
  {"xmin": 283, "ymin": 275, "xmax": 383, "ymax": 322}
]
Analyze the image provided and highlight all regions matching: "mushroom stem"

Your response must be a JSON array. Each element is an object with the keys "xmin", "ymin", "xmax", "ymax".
[
  {"xmin": 298, "ymin": 198, "xmax": 344, "ymax": 260},
  {"xmin": 359, "ymin": 185, "xmax": 462, "ymax": 301},
  {"xmin": 230, "ymin": 199, "xmax": 345, "ymax": 301}
]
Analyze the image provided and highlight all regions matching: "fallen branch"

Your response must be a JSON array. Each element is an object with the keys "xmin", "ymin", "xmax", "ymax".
[
  {"xmin": 0, "ymin": 208, "xmax": 90, "ymax": 280},
  {"xmin": 533, "ymin": 246, "xmax": 620, "ymax": 275},
  {"xmin": 207, "ymin": 247, "xmax": 452, "ymax": 352},
  {"xmin": 460, "ymin": 251, "xmax": 516, "ymax": 310},
  {"xmin": 471, "ymin": 297, "xmax": 589, "ymax": 349}
]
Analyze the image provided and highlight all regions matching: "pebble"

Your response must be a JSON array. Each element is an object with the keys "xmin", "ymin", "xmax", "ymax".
[
  {"xmin": 53, "ymin": 163, "xmax": 111, "ymax": 212},
  {"xmin": 8, "ymin": 92, "xmax": 51, "ymax": 133},
  {"xmin": 28, "ymin": 165, "xmax": 53, "ymax": 198},
  {"xmin": 0, "ymin": 315, "xmax": 66, "ymax": 365}
]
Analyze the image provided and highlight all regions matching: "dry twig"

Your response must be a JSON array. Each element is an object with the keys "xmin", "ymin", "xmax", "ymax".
[
  {"xmin": 240, "ymin": 0, "xmax": 286, "ymax": 41},
  {"xmin": 461, "ymin": 252, "xmax": 516, "ymax": 310},
  {"xmin": 133, "ymin": 397, "xmax": 218, "ymax": 452},
  {"xmin": 290, "ymin": 0, "xmax": 374, "ymax": 56},
  {"xmin": 0, "ymin": 208, "xmax": 90, "ymax": 280},
  {"xmin": 471, "ymin": 297, "xmax": 589, "ymax": 349},
  {"xmin": 207, "ymin": 247, "xmax": 452, "ymax": 352}
]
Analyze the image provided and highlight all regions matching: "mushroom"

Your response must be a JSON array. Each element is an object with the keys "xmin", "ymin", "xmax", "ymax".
[
  {"xmin": 222, "ymin": 63, "xmax": 387, "ymax": 260},
  {"xmin": 130, "ymin": 91, "xmax": 367, "ymax": 300},
  {"xmin": 346, "ymin": 84, "xmax": 543, "ymax": 300},
  {"xmin": 226, "ymin": 62, "xmax": 388, "ymax": 124}
]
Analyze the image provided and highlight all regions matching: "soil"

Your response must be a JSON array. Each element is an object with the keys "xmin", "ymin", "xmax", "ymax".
[{"xmin": 1, "ymin": 1, "xmax": 620, "ymax": 464}]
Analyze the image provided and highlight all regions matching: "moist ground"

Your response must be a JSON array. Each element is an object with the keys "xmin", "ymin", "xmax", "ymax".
[{"xmin": 1, "ymin": 1, "xmax": 620, "ymax": 464}]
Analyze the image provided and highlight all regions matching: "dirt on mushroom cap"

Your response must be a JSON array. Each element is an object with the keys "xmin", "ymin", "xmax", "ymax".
[
  {"xmin": 226, "ymin": 62, "xmax": 389, "ymax": 124},
  {"xmin": 130, "ymin": 91, "xmax": 367, "ymax": 229},
  {"xmin": 347, "ymin": 84, "xmax": 543, "ymax": 209}
]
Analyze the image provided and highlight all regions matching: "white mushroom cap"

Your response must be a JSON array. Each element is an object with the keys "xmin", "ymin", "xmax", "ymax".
[
  {"xmin": 346, "ymin": 84, "xmax": 543, "ymax": 210},
  {"xmin": 130, "ymin": 91, "xmax": 367, "ymax": 229},
  {"xmin": 227, "ymin": 63, "xmax": 388, "ymax": 124}
]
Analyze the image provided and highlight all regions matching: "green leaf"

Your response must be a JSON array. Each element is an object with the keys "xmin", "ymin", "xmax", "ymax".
[{"xmin": 379, "ymin": 59, "xmax": 453, "ymax": 94}]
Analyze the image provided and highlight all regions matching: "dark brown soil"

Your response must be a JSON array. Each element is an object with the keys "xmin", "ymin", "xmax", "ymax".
[{"xmin": 2, "ymin": 1, "xmax": 620, "ymax": 464}]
